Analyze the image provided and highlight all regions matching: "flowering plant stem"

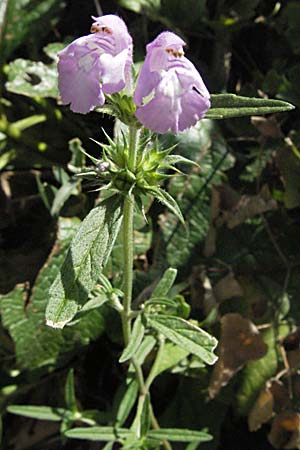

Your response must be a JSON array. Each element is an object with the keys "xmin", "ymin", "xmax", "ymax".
[{"xmin": 120, "ymin": 126, "xmax": 173, "ymax": 450}]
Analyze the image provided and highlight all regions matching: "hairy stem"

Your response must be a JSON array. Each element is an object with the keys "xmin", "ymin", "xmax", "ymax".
[
  {"xmin": 122, "ymin": 193, "xmax": 135, "ymax": 346},
  {"xmin": 120, "ymin": 125, "xmax": 146, "ymax": 393},
  {"xmin": 121, "ymin": 126, "xmax": 140, "ymax": 344},
  {"xmin": 120, "ymin": 127, "xmax": 172, "ymax": 448}
]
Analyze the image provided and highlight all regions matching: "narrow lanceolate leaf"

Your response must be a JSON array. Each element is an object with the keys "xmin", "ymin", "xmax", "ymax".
[
  {"xmin": 147, "ymin": 428, "xmax": 213, "ymax": 442},
  {"xmin": 147, "ymin": 315, "xmax": 218, "ymax": 365},
  {"xmin": 65, "ymin": 426, "xmax": 132, "ymax": 441},
  {"xmin": 46, "ymin": 197, "xmax": 123, "ymax": 329},
  {"xmin": 65, "ymin": 369, "xmax": 77, "ymax": 413},
  {"xmin": 116, "ymin": 380, "xmax": 139, "ymax": 426},
  {"xmin": 164, "ymin": 155, "xmax": 198, "ymax": 167},
  {"xmin": 152, "ymin": 268, "xmax": 177, "ymax": 298},
  {"xmin": 119, "ymin": 315, "xmax": 145, "ymax": 363},
  {"xmin": 140, "ymin": 394, "xmax": 151, "ymax": 437},
  {"xmin": 206, "ymin": 94, "xmax": 294, "ymax": 119},
  {"xmin": 147, "ymin": 187, "xmax": 184, "ymax": 224},
  {"xmin": 7, "ymin": 405, "xmax": 68, "ymax": 421}
]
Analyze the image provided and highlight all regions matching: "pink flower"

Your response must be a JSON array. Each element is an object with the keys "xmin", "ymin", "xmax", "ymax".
[
  {"xmin": 58, "ymin": 15, "xmax": 132, "ymax": 114},
  {"xmin": 134, "ymin": 32, "xmax": 210, "ymax": 134}
]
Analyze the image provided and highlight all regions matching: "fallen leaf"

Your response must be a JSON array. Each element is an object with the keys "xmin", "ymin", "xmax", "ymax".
[
  {"xmin": 208, "ymin": 313, "xmax": 268, "ymax": 398},
  {"xmin": 213, "ymin": 272, "xmax": 243, "ymax": 302},
  {"xmin": 248, "ymin": 380, "xmax": 289, "ymax": 431},
  {"xmin": 268, "ymin": 411, "xmax": 300, "ymax": 449}
]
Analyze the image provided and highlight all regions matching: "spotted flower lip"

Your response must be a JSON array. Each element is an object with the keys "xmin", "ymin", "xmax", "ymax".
[
  {"xmin": 134, "ymin": 31, "xmax": 211, "ymax": 134},
  {"xmin": 58, "ymin": 15, "xmax": 133, "ymax": 114}
]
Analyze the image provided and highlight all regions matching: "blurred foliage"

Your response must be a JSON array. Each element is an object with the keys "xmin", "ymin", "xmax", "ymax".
[{"xmin": 0, "ymin": 0, "xmax": 300, "ymax": 449}]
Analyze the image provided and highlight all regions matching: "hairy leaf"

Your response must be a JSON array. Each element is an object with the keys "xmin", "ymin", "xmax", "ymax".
[
  {"xmin": 207, "ymin": 94, "xmax": 294, "ymax": 119},
  {"xmin": 147, "ymin": 428, "xmax": 212, "ymax": 442},
  {"xmin": 65, "ymin": 426, "xmax": 133, "ymax": 441},
  {"xmin": 7, "ymin": 405, "xmax": 68, "ymax": 421},
  {"xmin": 147, "ymin": 315, "xmax": 218, "ymax": 365},
  {"xmin": 46, "ymin": 196, "xmax": 123, "ymax": 329},
  {"xmin": 0, "ymin": 218, "xmax": 107, "ymax": 370},
  {"xmin": 119, "ymin": 314, "xmax": 145, "ymax": 363},
  {"xmin": 6, "ymin": 43, "xmax": 64, "ymax": 98}
]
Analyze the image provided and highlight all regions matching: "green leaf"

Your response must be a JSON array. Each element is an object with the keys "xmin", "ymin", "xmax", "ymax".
[
  {"xmin": 158, "ymin": 120, "xmax": 234, "ymax": 269},
  {"xmin": 147, "ymin": 428, "xmax": 212, "ymax": 442},
  {"xmin": 65, "ymin": 369, "xmax": 77, "ymax": 413},
  {"xmin": 140, "ymin": 394, "xmax": 151, "ymax": 437},
  {"xmin": 131, "ymin": 336, "xmax": 157, "ymax": 366},
  {"xmin": 207, "ymin": 94, "xmax": 294, "ymax": 119},
  {"xmin": 5, "ymin": 44, "xmax": 63, "ymax": 98},
  {"xmin": 1, "ymin": 0, "xmax": 64, "ymax": 60},
  {"xmin": 149, "ymin": 343, "xmax": 189, "ymax": 379},
  {"xmin": 119, "ymin": 315, "xmax": 145, "ymax": 363},
  {"xmin": 65, "ymin": 426, "xmax": 133, "ymax": 441},
  {"xmin": 7, "ymin": 405, "xmax": 68, "ymax": 421},
  {"xmin": 0, "ymin": 218, "xmax": 107, "ymax": 370},
  {"xmin": 147, "ymin": 315, "xmax": 218, "ymax": 365},
  {"xmin": 102, "ymin": 443, "xmax": 114, "ymax": 450},
  {"xmin": 119, "ymin": 0, "xmax": 160, "ymax": 15},
  {"xmin": 68, "ymin": 138, "xmax": 86, "ymax": 171},
  {"xmin": 185, "ymin": 443, "xmax": 201, "ymax": 450},
  {"xmin": 50, "ymin": 178, "xmax": 79, "ymax": 216},
  {"xmin": 13, "ymin": 114, "xmax": 47, "ymax": 131},
  {"xmin": 152, "ymin": 268, "xmax": 177, "ymax": 298},
  {"xmin": 115, "ymin": 379, "xmax": 139, "ymax": 427},
  {"xmin": 236, "ymin": 324, "xmax": 290, "ymax": 415},
  {"xmin": 46, "ymin": 196, "xmax": 123, "ymax": 329},
  {"xmin": 163, "ymin": 155, "xmax": 198, "ymax": 167},
  {"xmin": 147, "ymin": 187, "xmax": 184, "ymax": 224}
]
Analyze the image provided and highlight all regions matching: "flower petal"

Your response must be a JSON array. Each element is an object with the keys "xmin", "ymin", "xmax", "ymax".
[
  {"xmin": 146, "ymin": 31, "xmax": 186, "ymax": 53},
  {"xmin": 91, "ymin": 15, "xmax": 132, "ymax": 54},
  {"xmin": 134, "ymin": 31, "xmax": 210, "ymax": 133},
  {"xmin": 58, "ymin": 35, "xmax": 105, "ymax": 113},
  {"xmin": 135, "ymin": 94, "xmax": 179, "ymax": 134},
  {"xmin": 57, "ymin": 15, "xmax": 133, "ymax": 114},
  {"xmin": 100, "ymin": 48, "xmax": 129, "ymax": 94},
  {"xmin": 133, "ymin": 55, "xmax": 160, "ymax": 106}
]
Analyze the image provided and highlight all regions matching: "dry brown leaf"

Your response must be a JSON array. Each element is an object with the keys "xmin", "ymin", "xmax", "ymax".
[
  {"xmin": 268, "ymin": 412, "xmax": 300, "ymax": 449},
  {"xmin": 248, "ymin": 384, "xmax": 274, "ymax": 431},
  {"xmin": 189, "ymin": 267, "xmax": 218, "ymax": 314},
  {"xmin": 248, "ymin": 380, "xmax": 289, "ymax": 432},
  {"xmin": 208, "ymin": 313, "xmax": 268, "ymax": 398},
  {"xmin": 251, "ymin": 116, "xmax": 283, "ymax": 139},
  {"xmin": 213, "ymin": 272, "xmax": 243, "ymax": 302},
  {"xmin": 282, "ymin": 329, "xmax": 300, "ymax": 371},
  {"xmin": 204, "ymin": 184, "xmax": 277, "ymax": 257},
  {"xmin": 223, "ymin": 185, "xmax": 277, "ymax": 228},
  {"xmin": 204, "ymin": 186, "xmax": 222, "ymax": 257}
]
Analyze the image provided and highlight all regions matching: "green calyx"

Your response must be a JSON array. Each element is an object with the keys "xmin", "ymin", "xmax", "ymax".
[
  {"xmin": 99, "ymin": 93, "xmax": 141, "ymax": 127},
  {"xmin": 76, "ymin": 129, "xmax": 195, "ymax": 223}
]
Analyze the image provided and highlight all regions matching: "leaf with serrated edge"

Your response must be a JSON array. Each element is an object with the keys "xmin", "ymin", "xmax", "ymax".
[
  {"xmin": 147, "ymin": 315, "xmax": 218, "ymax": 365},
  {"xmin": 0, "ymin": 218, "xmax": 108, "ymax": 370},
  {"xmin": 46, "ymin": 196, "xmax": 123, "ymax": 329}
]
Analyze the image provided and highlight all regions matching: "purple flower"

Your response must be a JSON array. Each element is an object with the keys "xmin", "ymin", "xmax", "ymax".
[
  {"xmin": 134, "ymin": 32, "xmax": 210, "ymax": 134},
  {"xmin": 58, "ymin": 15, "xmax": 132, "ymax": 114}
]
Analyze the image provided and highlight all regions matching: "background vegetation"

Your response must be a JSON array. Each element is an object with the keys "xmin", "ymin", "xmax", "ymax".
[{"xmin": 1, "ymin": 0, "xmax": 300, "ymax": 449}]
